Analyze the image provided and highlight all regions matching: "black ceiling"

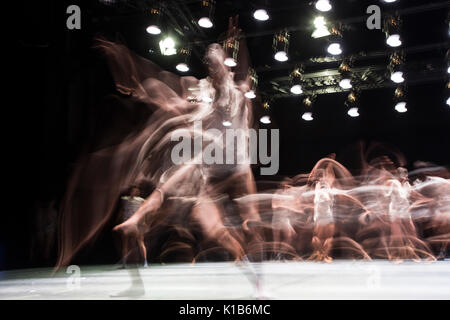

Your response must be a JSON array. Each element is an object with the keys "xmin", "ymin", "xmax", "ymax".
[{"xmin": 13, "ymin": 0, "xmax": 450, "ymax": 181}]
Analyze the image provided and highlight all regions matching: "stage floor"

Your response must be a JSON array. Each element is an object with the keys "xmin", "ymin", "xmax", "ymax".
[{"xmin": 1, "ymin": 260, "xmax": 449, "ymax": 300}]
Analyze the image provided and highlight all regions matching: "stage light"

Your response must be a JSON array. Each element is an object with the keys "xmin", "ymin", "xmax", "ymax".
[
  {"xmin": 386, "ymin": 34, "xmax": 402, "ymax": 47},
  {"xmin": 254, "ymin": 9, "xmax": 269, "ymax": 21},
  {"xmin": 175, "ymin": 63, "xmax": 189, "ymax": 72},
  {"xmin": 339, "ymin": 79, "xmax": 352, "ymax": 89},
  {"xmin": 447, "ymin": 66, "xmax": 450, "ymax": 74},
  {"xmin": 146, "ymin": 4, "xmax": 163, "ymax": 35},
  {"xmin": 395, "ymin": 101, "xmax": 407, "ymax": 113},
  {"xmin": 224, "ymin": 58, "xmax": 237, "ymax": 67},
  {"xmin": 260, "ymin": 116, "xmax": 271, "ymax": 124},
  {"xmin": 347, "ymin": 107, "xmax": 360, "ymax": 117},
  {"xmin": 273, "ymin": 30, "xmax": 290, "ymax": 62},
  {"xmin": 244, "ymin": 68, "xmax": 258, "ymax": 99},
  {"xmin": 327, "ymin": 27, "xmax": 343, "ymax": 55},
  {"xmin": 302, "ymin": 112, "xmax": 314, "ymax": 121},
  {"xmin": 222, "ymin": 121, "xmax": 232, "ymax": 127},
  {"xmin": 159, "ymin": 37, "xmax": 176, "ymax": 56},
  {"xmin": 338, "ymin": 59, "xmax": 353, "ymax": 90},
  {"xmin": 198, "ymin": 17, "xmax": 213, "ymax": 28},
  {"xmin": 315, "ymin": 0, "xmax": 332, "ymax": 12},
  {"xmin": 447, "ymin": 97, "xmax": 450, "ymax": 106},
  {"xmin": 245, "ymin": 90, "xmax": 256, "ymax": 99},
  {"xmin": 382, "ymin": 0, "xmax": 397, "ymax": 3},
  {"xmin": 146, "ymin": 25, "xmax": 161, "ymax": 35},
  {"xmin": 394, "ymin": 86, "xmax": 407, "ymax": 111},
  {"xmin": 384, "ymin": 15, "xmax": 402, "ymax": 48},
  {"xmin": 345, "ymin": 89, "xmax": 360, "ymax": 115},
  {"xmin": 312, "ymin": 16, "xmax": 331, "ymax": 38},
  {"xmin": 389, "ymin": 51, "xmax": 405, "ymax": 83},
  {"xmin": 274, "ymin": 52, "xmax": 288, "ymax": 62},
  {"xmin": 176, "ymin": 46, "xmax": 191, "ymax": 72},
  {"xmin": 198, "ymin": 0, "xmax": 215, "ymax": 28},
  {"xmin": 391, "ymin": 71, "xmax": 404, "ymax": 83},
  {"xmin": 223, "ymin": 37, "xmax": 239, "ymax": 67},
  {"xmin": 290, "ymin": 85, "xmax": 302, "ymax": 95},
  {"xmin": 327, "ymin": 42, "xmax": 342, "ymax": 55},
  {"xmin": 289, "ymin": 67, "xmax": 304, "ymax": 94}
]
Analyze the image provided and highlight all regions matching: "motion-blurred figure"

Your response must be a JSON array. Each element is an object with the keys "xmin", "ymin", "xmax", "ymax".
[
  {"xmin": 113, "ymin": 17, "xmax": 260, "ymax": 264},
  {"xmin": 310, "ymin": 177, "xmax": 335, "ymax": 263},
  {"xmin": 117, "ymin": 184, "xmax": 147, "ymax": 267}
]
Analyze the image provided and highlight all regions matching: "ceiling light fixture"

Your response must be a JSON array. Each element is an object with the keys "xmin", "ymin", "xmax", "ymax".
[
  {"xmin": 159, "ymin": 37, "xmax": 176, "ymax": 56},
  {"xmin": 347, "ymin": 107, "xmax": 360, "ymax": 117},
  {"xmin": 254, "ymin": 9, "xmax": 269, "ymax": 21},
  {"xmin": 223, "ymin": 37, "xmax": 239, "ymax": 67},
  {"xmin": 391, "ymin": 71, "xmax": 405, "ymax": 83},
  {"xmin": 198, "ymin": 0, "xmax": 215, "ymax": 28},
  {"xmin": 273, "ymin": 30, "xmax": 290, "ymax": 62},
  {"xmin": 386, "ymin": 34, "xmax": 402, "ymax": 47},
  {"xmin": 327, "ymin": 42, "xmax": 342, "ymax": 55},
  {"xmin": 315, "ymin": 0, "xmax": 332, "ymax": 12},
  {"xmin": 395, "ymin": 101, "xmax": 407, "ymax": 113},
  {"xmin": 302, "ymin": 112, "xmax": 314, "ymax": 121},
  {"xmin": 260, "ymin": 116, "xmax": 271, "ymax": 124},
  {"xmin": 338, "ymin": 59, "xmax": 353, "ymax": 90},
  {"xmin": 384, "ymin": 14, "xmax": 402, "ymax": 48},
  {"xmin": 146, "ymin": 4, "xmax": 163, "ymax": 35},
  {"xmin": 175, "ymin": 63, "xmax": 189, "ymax": 72},
  {"xmin": 389, "ymin": 51, "xmax": 406, "ymax": 84},
  {"xmin": 245, "ymin": 68, "xmax": 258, "ymax": 99},
  {"xmin": 175, "ymin": 46, "xmax": 191, "ymax": 72},
  {"xmin": 312, "ymin": 16, "xmax": 331, "ymax": 38},
  {"xmin": 290, "ymin": 66, "xmax": 304, "ymax": 95}
]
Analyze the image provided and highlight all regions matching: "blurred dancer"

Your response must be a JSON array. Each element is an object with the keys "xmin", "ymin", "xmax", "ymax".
[
  {"xmin": 309, "ymin": 177, "xmax": 335, "ymax": 263},
  {"xmin": 117, "ymin": 184, "xmax": 147, "ymax": 267},
  {"xmin": 56, "ymin": 16, "xmax": 263, "ymax": 269},
  {"xmin": 113, "ymin": 17, "xmax": 260, "ymax": 263}
]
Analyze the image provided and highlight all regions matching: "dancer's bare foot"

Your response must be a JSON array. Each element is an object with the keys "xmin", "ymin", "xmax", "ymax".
[
  {"xmin": 253, "ymin": 278, "xmax": 273, "ymax": 300},
  {"xmin": 309, "ymin": 236, "xmax": 333, "ymax": 263},
  {"xmin": 114, "ymin": 189, "xmax": 164, "ymax": 237},
  {"xmin": 113, "ymin": 216, "xmax": 141, "ymax": 238}
]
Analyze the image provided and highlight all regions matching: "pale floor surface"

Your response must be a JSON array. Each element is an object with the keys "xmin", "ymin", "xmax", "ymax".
[{"xmin": 0, "ymin": 260, "xmax": 449, "ymax": 300}]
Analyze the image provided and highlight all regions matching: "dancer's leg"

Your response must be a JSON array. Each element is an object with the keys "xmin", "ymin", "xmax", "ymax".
[
  {"xmin": 114, "ymin": 165, "xmax": 197, "ymax": 233},
  {"xmin": 310, "ymin": 223, "xmax": 335, "ymax": 262},
  {"xmin": 121, "ymin": 234, "xmax": 129, "ymax": 268},
  {"xmin": 137, "ymin": 234, "xmax": 148, "ymax": 267},
  {"xmin": 192, "ymin": 197, "xmax": 244, "ymax": 261},
  {"xmin": 114, "ymin": 164, "xmax": 198, "ymax": 267}
]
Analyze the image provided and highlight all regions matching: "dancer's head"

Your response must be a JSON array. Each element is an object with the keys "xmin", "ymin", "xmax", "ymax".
[
  {"xmin": 397, "ymin": 167, "xmax": 408, "ymax": 183},
  {"xmin": 204, "ymin": 43, "xmax": 228, "ymax": 81}
]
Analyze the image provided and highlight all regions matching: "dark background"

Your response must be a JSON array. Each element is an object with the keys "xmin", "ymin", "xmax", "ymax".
[{"xmin": 4, "ymin": 0, "xmax": 449, "ymax": 270}]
